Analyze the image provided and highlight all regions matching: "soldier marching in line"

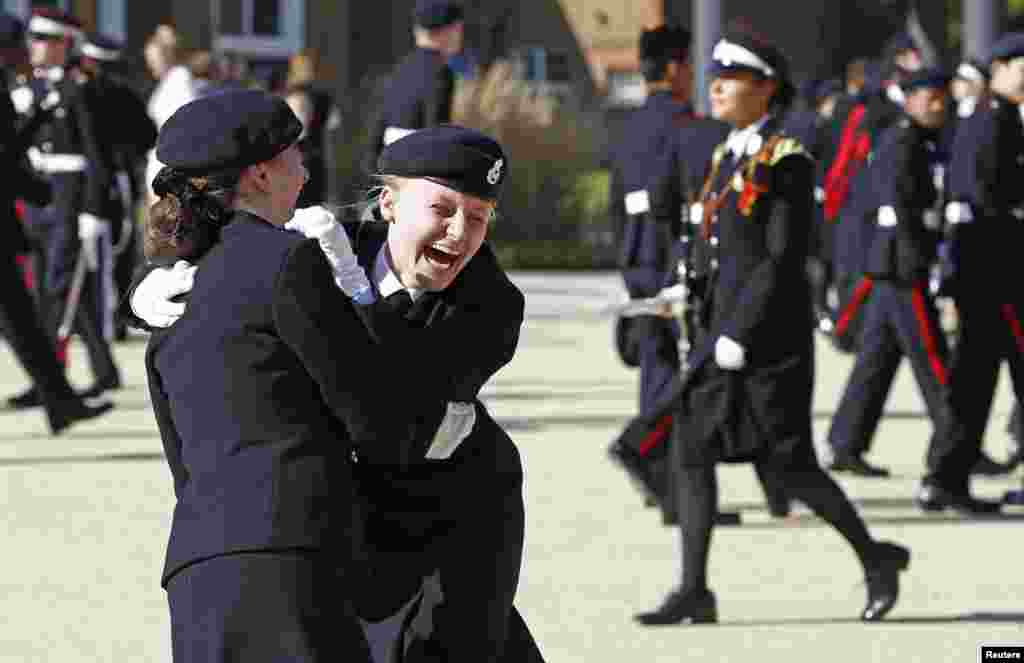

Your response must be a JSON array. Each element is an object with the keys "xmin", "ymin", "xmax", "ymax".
[
  {"xmin": 0, "ymin": 11, "xmax": 112, "ymax": 434},
  {"xmin": 922, "ymin": 33, "xmax": 1024, "ymax": 513},
  {"xmin": 9, "ymin": 8, "xmax": 121, "ymax": 409},
  {"xmin": 76, "ymin": 32, "xmax": 157, "ymax": 342},
  {"xmin": 634, "ymin": 28, "xmax": 909, "ymax": 627},
  {"xmin": 364, "ymin": 0, "xmax": 467, "ymax": 174}
]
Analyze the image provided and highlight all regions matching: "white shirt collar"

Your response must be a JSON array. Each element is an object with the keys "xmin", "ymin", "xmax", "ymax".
[
  {"xmin": 725, "ymin": 114, "xmax": 771, "ymax": 161},
  {"xmin": 372, "ymin": 243, "xmax": 424, "ymax": 301}
]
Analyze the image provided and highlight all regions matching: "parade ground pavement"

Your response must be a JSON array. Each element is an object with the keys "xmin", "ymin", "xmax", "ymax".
[{"xmin": 1, "ymin": 271, "xmax": 1022, "ymax": 663}]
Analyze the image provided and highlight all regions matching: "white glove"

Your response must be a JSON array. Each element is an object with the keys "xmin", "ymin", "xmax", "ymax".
[
  {"xmin": 714, "ymin": 335, "xmax": 746, "ymax": 371},
  {"xmin": 130, "ymin": 261, "xmax": 197, "ymax": 328},
  {"xmin": 78, "ymin": 213, "xmax": 109, "ymax": 271},
  {"xmin": 286, "ymin": 206, "xmax": 372, "ymax": 300},
  {"xmin": 425, "ymin": 402, "xmax": 477, "ymax": 460}
]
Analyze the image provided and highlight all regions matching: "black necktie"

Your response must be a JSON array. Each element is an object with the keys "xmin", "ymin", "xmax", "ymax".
[{"xmin": 381, "ymin": 289, "xmax": 414, "ymax": 317}]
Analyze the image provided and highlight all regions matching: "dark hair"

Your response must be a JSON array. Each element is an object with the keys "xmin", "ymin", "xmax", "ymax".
[{"xmin": 145, "ymin": 166, "xmax": 240, "ymax": 261}]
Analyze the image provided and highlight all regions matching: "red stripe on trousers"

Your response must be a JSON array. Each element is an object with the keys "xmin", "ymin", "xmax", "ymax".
[
  {"xmin": 638, "ymin": 414, "xmax": 674, "ymax": 457},
  {"xmin": 910, "ymin": 285, "xmax": 947, "ymax": 386},
  {"xmin": 834, "ymin": 276, "xmax": 874, "ymax": 338},
  {"xmin": 1001, "ymin": 304, "xmax": 1024, "ymax": 357}
]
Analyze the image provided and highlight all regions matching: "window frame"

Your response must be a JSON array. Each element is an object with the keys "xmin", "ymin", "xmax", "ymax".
[{"xmin": 212, "ymin": 0, "xmax": 304, "ymax": 58}]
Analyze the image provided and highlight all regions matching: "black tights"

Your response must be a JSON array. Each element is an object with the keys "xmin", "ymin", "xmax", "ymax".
[{"xmin": 675, "ymin": 461, "xmax": 877, "ymax": 593}]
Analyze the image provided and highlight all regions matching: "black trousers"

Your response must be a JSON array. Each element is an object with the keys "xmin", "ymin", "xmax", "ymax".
[
  {"xmin": 0, "ymin": 247, "xmax": 78, "ymax": 412},
  {"xmin": 354, "ymin": 437, "xmax": 527, "ymax": 663},
  {"xmin": 926, "ymin": 294, "xmax": 1024, "ymax": 492},
  {"xmin": 166, "ymin": 551, "xmax": 371, "ymax": 663},
  {"xmin": 828, "ymin": 281, "xmax": 952, "ymax": 458}
]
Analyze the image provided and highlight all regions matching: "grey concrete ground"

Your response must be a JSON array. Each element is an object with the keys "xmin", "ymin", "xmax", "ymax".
[{"xmin": 1, "ymin": 271, "xmax": 1022, "ymax": 662}]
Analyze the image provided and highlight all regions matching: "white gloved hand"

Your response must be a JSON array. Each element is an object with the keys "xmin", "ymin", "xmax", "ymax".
[
  {"xmin": 130, "ymin": 260, "xmax": 197, "ymax": 328},
  {"xmin": 78, "ymin": 213, "xmax": 109, "ymax": 271},
  {"xmin": 714, "ymin": 335, "xmax": 746, "ymax": 371},
  {"xmin": 286, "ymin": 206, "xmax": 372, "ymax": 299},
  {"xmin": 425, "ymin": 402, "xmax": 477, "ymax": 460}
]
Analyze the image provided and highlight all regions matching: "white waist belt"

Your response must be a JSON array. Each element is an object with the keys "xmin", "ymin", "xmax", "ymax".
[
  {"xmin": 27, "ymin": 148, "xmax": 88, "ymax": 174},
  {"xmin": 624, "ymin": 189, "xmax": 650, "ymax": 216}
]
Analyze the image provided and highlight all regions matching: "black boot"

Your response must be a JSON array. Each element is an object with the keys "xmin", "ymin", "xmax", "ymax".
[
  {"xmin": 46, "ymin": 399, "xmax": 114, "ymax": 435},
  {"xmin": 79, "ymin": 374, "xmax": 123, "ymax": 399},
  {"xmin": 827, "ymin": 452, "xmax": 891, "ymax": 478},
  {"xmin": 862, "ymin": 541, "xmax": 910, "ymax": 622},
  {"xmin": 634, "ymin": 588, "xmax": 717, "ymax": 626},
  {"xmin": 7, "ymin": 386, "xmax": 43, "ymax": 410}
]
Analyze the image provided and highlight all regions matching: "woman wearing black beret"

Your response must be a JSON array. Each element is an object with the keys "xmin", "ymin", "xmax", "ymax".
[{"xmin": 136, "ymin": 110, "xmax": 542, "ymax": 661}]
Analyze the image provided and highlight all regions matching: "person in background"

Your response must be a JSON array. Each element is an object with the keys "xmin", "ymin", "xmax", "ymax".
[{"xmin": 284, "ymin": 50, "xmax": 341, "ymax": 207}]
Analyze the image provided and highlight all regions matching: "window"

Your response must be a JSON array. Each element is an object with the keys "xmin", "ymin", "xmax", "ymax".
[
  {"xmin": 213, "ymin": 0, "xmax": 304, "ymax": 57},
  {"xmin": 96, "ymin": 0, "xmax": 126, "ymax": 42},
  {"xmin": 513, "ymin": 47, "xmax": 571, "ymax": 84}
]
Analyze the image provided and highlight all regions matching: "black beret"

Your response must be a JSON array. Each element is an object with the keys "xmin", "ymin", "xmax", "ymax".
[
  {"xmin": 639, "ymin": 25, "xmax": 690, "ymax": 61},
  {"xmin": 0, "ymin": 12, "xmax": 24, "ymax": 48},
  {"xmin": 156, "ymin": 89, "xmax": 303, "ymax": 174},
  {"xmin": 81, "ymin": 32, "xmax": 122, "ymax": 61},
  {"xmin": 989, "ymin": 33, "xmax": 1024, "ymax": 65},
  {"xmin": 899, "ymin": 67, "xmax": 951, "ymax": 93},
  {"xmin": 414, "ymin": 0, "xmax": 463, "ymax": 29},
  {"xmin": 377, "ymin": 125, "xmax": 507, "ymax": 201}
]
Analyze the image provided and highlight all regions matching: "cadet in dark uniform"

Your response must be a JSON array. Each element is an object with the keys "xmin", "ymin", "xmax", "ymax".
[
  {"xmin": 364, "ymin": 0, "xmax": 464, "ymax": 172},
  {"xmin": 0, "ymin": 11, "xmax": 112, "ymax": 434},
  {"xmin": 635, "ymin": 31, "xmax": 910, "ymax": 626},
  {"xmin": 825, "ymin": 69, "xmax": 956, "ymax": 478},
  {"xmin": 919, "ymin": 34, "xmax": 1024, "ymax": 514},
  {"xmin": 77, "ymin": 32, "xmax": 157, "ymax": 341},
  {"xmin": 144, "ymin": 90, "xmax": 489, "ymax": 662},
  {"xmin": 10, "ymin": 8, "xmax": 120, "ymax": 407},
  {"xmin": 134, "ymin": 122, "xmax": 541, "ymax": 662}
]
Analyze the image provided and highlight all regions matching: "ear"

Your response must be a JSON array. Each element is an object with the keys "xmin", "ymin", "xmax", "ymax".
[{"xmin": 378, "ymin": 186, "xmax": 398, "ymax": 222}]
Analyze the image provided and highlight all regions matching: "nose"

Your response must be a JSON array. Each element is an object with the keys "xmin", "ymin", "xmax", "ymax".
[{"xmin": 445, "ymin": 209, "xmax": 468, "ymax": 242}]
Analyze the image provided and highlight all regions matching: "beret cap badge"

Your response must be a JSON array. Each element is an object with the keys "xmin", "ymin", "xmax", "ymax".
[{"xmin": 487, "ymin": 159, "xmax": 504, "ymax": 185}]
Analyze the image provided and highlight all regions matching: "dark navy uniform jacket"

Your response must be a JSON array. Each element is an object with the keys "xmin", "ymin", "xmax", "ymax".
[
  {"xmin": 864, "ymin": 118, "xmax": 944, "ymax": 284},
  {"xmin": 365, "ymin": 47, "xmax": 454, "ymax": 172},
  {"xmin": 648, "ymin": 114, "xmax": 731, "ymax": 286},
  {"xmin": 608, "ymin": 92, "xmax": 709, "ymax": 297},
  {"xmin": 11, "ymin": 67, "xmax": 107, "ymax": 217},
  {"xmin": 947, "ymin": 94, "xmax": 1024, "ymax": 300},
  {"xmin": 679, "ymin": 117, "xmax": 818, "ymax": 465},
  {"xmin": 146, "ymin": 212, "xmax": 450, "ymax": 586},
  {"xmin": 0, "ymin": 72, "xmax": 51, "ymax": 254}
]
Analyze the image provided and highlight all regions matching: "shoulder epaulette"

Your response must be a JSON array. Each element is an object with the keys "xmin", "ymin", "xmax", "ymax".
[{"xmin": 766, "ymin": 135, "xmax": 809, "ymax": 166}]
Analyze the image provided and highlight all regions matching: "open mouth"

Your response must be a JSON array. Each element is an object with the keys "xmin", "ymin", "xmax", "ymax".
[{"xmin": 424, "ymin": 244, "xmax": 462, "ymax": 271}]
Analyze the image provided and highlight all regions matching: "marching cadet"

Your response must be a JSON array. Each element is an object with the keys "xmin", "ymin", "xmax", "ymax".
[
  {"xmin": 76, "ymin": 32, "xmax": 157, "ymax": 341},
  {"xmin": 825, "ymin": 69, "xmax": 956, "ymax": 478},
  {"xmin": 634, "ymin": 29, "xmax": 910, "ymax": 627},
  {"xmin": 0, "ymin": 11, "xmax": 112, "ymax": 434},
  {"xmin": 921, "ymin": 33, "xmax": 1024, "ymax": 514},
  {"xmin": 605, "ymin": 25, "xmax": 699, "ymax": 520},
  {"xmin": 364, "ymin": 0, "xmax": 466, "ymax": 172},
  {"xmin": 9, "ymin": 8, "xmax": 120, "ymax": 409}
]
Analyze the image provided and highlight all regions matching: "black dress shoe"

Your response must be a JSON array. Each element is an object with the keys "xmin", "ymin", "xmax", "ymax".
[
  {"xmin": 7, "ymin": 386, "xmax": 42, "ymax": 410},
  {"xmin": 634, "ymin": 588, "xmax": 717, "ymax": 626},
  {"xmin": 862, "ymin": 541, "xmax": 910, "ymax": 622},
  {"xmin": 47, "ymin": 399, "xmax": 114, "ymax": 435},
  {"xmin": 827, "ymin": 453, "xmax": 891, "ymax": 478},
  {"xmin": 915, "ymin": 483, "xmax": 1002, "ymax": 515},
  {"xmin": 79, "ymin": 375, "xmax": 123, "ymax": 400},
  {"xmin": 970, "ymin": 453, "xmax": 1015, "ymax": 477}
]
